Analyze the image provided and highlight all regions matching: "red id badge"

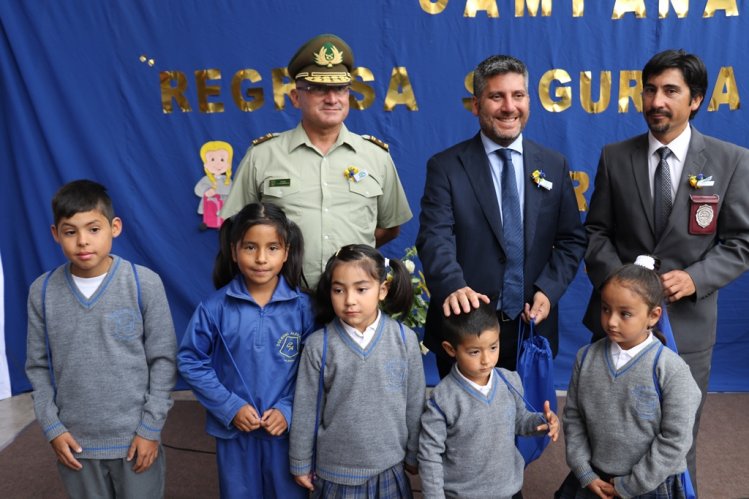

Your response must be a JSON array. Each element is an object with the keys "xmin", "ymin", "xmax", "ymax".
[{"xmin": 689, "ymin": 194, "xmax": 719, "ymax": 235}]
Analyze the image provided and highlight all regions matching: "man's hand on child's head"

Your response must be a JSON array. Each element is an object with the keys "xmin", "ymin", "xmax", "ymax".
[
  {"xmin": 442, "ymin": 286, "xmax": 490, "ymax": 317},
  {"xmin": 293, "ymin": 473, "xmax": 315, "ymax": 491},
  {"xmin": 127, "ymin": 435, "xmax": 159, "ymax": 473},
  {"xmin": 587, "ymin": 478, "xmax": 616, "ymax": 499},
  {"xmin": 232, "ymin": 404, "xmax": 261, "ymax": 432},
  {"xmin": 538, "ymin": 400, "xmax": 560, "ymax": 442},
  {"xmin": 50, "ymin": 432, "xmax": 83, "ymax": 470},
  {"xmin": 260, "ymin": 408, "xmax": 288, "ymax": 436}
]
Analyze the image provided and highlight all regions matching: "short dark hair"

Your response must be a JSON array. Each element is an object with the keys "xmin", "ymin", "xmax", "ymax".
[
  {"xmin": 473, "ymin": 55, "xmax": 529, "ymax": 98},
  {"xmin": 642, "ymin": 49, "xmax": 707, "ymax": 119},
  {"xmin": 442, "ymin": 301, "xmax": 499, "ymax": 348},
  {"xmin": 52, "ymin": 179, "xmax": 115, "ymax": 226}
]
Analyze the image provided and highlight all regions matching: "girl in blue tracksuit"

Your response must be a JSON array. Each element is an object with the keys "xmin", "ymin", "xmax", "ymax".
[{"xmin": 178, "ymin": 202, "xmax": 315, "ymax": 499}]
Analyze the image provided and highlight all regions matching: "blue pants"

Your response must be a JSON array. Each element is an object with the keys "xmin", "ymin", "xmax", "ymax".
[{"xmin": 216, "ymin": 433, "xmax": 307, "ymax": 499}]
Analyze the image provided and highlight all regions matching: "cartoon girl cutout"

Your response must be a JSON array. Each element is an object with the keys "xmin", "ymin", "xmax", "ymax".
[{"xmin": 195, "ymin": 141, "xmax": 233, "ymax": 230}]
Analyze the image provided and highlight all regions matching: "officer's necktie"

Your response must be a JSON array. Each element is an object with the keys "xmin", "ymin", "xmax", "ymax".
[
  {"xmin": 653, "ymin": 146, "xmax": 673, "ymax": 239},
  {"xmin": 498, "ymin": 148, "xmax": 524, "ymax": 318}
]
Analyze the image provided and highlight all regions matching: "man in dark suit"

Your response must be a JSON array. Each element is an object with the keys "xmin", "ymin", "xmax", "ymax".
[
  {"xmin": 584, "ymin": 49, "xmax": 749, "ymax": 491},
  {"xmin": 417, "ymin": 55, "xmax": 586, "ymax": 376}
]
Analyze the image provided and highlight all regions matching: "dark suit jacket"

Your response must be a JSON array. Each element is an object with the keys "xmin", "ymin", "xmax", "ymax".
[
  {"xmin": 416, "ymin": 133, "xmax": 586, "ymax": 355},
  {"xmin": 584, "ymin": 127, "xmax": 749, "ymax": 353}
]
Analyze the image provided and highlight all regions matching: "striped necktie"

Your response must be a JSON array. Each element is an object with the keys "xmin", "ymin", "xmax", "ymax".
[
  {"xmin": 653, "ymin": 146, "xmax": 672, "ymax": 238},
  {"xmin": 497, "ymin": 148, "xmax": 524, "ymax": 318}
]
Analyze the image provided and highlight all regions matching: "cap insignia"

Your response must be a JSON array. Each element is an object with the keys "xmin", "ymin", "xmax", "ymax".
[{"xmin": 313, "ymin": 42, "xmax": 344, "ymax": 68}]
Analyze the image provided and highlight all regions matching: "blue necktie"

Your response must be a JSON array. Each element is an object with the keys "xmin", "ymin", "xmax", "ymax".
[
  {"xmin": 653, "ymin": 147, "xmax": 672, "ymax": 239},
  {"xmin": 498, "ymin": 148, "xmax": 524, "ymax": 318}
]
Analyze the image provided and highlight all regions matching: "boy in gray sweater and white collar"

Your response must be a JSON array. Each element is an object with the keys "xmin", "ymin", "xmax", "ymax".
[
  {"xmin": 25, "ymin": 180, "xmax": 177, "ymax": 498},
  {"xmin": 418, "ymin": 303, "xmax": 559, "ymax": 499}
]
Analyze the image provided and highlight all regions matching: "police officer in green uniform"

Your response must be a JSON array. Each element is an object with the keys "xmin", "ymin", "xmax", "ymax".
[{"xmin": 222, "ymin": 33, "xmax": 412, "ymax": 288}]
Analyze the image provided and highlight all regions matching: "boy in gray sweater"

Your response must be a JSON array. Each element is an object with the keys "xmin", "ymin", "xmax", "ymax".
[
  {"xmin": 25, "ymin": 180, "xmax": 177, "ymax": 498},
  {"xmin": 418, "ymin": 303, "xmax": 559, "ymax": 499}
]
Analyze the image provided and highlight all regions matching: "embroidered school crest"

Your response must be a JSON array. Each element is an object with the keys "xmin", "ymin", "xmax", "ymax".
[
  {"xmin": 313, "ymin": 42, "xmax": 344, "ymax": 68},
  {"xmin": 277, "ymin": 332, "xmax": 301, "ymax": 361},
  {"xmin": 107, "ymin": 308, "xmax": 139, "ymax": 341}
]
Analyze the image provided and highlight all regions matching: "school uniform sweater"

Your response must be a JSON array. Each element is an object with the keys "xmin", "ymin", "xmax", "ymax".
[
  {"xmin": 418, "ymin": 365, "xmax": 545, "ymax": 499},
  {"xmin": 178, "ymin": 274, "xmax": 315, "ymax": 439},
  {"xmin": 563, "ymin": 339, "xmax": 701, "ymax": 498},
  {"xmin": 289, "ymin": 315, "xmax": 426, "ymax": 486},
  {"xmin": 25, "ymin": 256, "xmax": 177, "ymax": 459}
]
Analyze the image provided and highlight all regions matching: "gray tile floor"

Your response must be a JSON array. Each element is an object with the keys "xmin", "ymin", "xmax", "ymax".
[
  {"xmin": 0, "ymin": 390, "xmax": 198, "ymax": 453},
  {"xmin": 0, "ymin": 393, "xmax": 34, "ymax": 452}
]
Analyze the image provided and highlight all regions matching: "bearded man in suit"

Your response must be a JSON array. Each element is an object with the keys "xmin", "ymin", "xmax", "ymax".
[{"xmin": 584, "ymin": 49, "xmax": 749, "ymax": 492}]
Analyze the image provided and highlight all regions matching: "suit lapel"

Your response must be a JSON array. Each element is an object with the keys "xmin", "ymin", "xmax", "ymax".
[
  {"xmin": 629, "ymin": 135, "xmax": 655, "ymax": 235},
  {"xmin": 522, "ymin": 140, "xmax": 541, "ymax": 250},
  {"xmin": 459, "ymin": 135, "xmax": 504, "ymax": 248}
]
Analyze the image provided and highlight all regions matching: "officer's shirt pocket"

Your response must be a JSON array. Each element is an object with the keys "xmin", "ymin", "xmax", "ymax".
[{"xmin": 347, "ymin": 174, "xmax": 383, "ymax": 198}]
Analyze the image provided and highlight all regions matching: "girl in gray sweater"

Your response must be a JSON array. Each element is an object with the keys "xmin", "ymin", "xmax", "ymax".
[
  {"xmin": 289, "ymin": 244, "xmax": 426, "ymax": 498},
  {"xmin": 558, "ymin": 261, "xmax": 701, "ymax": 499}
]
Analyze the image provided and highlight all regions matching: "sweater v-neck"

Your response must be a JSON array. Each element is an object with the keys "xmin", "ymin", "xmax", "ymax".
[
  {"xmin": 604, "ymin": 339, "xmax": 660, "ymax": 378},
  {"xmin": 450, "ymin": 366, "xmax": 498, "ymax": 405},
  {"xmin": 63, "ymin": 256, "xmax": 121, "ymax": 309},
  {"xmin": 333, "ymin": 317, "xmax": 385, "ymax": 359}
]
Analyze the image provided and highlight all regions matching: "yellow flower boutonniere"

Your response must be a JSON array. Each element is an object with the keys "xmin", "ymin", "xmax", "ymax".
[
  {"xmin": 688, "ymin": 173, "xmax": 714, "ymax": 189},
  {"xmin": 531, "ymin": 169, "xmax": 553, "ymax": 190},
  {"xmin": 344, "ymin": 166, "xmax": 367, "ymax": 182}
]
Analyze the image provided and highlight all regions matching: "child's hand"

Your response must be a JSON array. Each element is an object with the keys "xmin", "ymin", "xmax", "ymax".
[
  {"xmin": 50, "ymin": 432, "xmax": 83, "ymax": 470},
  {"xmin": 404, "ymin": 462, "xmax": 418, "ymax": 475},
  {"xmin": 537, "ymin": 400, "xmax": 560, "ymax": 441},
  {"xmin": 232, "ymin": 404, "xmax": 261, "ymax": 432},
  {"xmin": 587, "ymin": 478, "xmax": 616, "ymax": 499},
  {"xmin": 293, "ymin": 473, "xmax": 315, "ymax": 491},
  {"xmin": 260, "ymin": 408, "xmax": 288, "ymax": 436},
  {"xmin": 127, "ymin": 435, "xmax": 159, "ymax": 473}
]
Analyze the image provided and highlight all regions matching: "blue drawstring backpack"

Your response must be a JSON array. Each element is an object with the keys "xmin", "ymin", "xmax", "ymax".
[
  {"xmin": 657, "ymin": 306, "xmax": 698, "ymax": 499},
  {"xmin": 514, "ymin": 321, "xmax": 556, "ymax": 465}
]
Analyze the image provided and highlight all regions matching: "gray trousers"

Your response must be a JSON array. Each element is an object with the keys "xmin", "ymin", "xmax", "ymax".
[
  {"xmin": 57, "ymin": 447, "xmax": 166, "ymax": 499},
  {"xmin": 680, "ymin": 346, "xmax": 713, "ymax": 496}
]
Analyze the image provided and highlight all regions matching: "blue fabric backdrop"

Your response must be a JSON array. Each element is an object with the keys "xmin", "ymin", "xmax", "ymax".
[{"xmin": 2, "ymin": 1, "xmax": 748, "ymax": 394}]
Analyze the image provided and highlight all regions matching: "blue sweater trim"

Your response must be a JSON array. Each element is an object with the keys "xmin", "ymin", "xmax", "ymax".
[
  {"xmin": 63, "ymin": 256, "xmax": 122, "ymax": 309},
  {"xmin": 332, "ymin": 317, "xmax": 385, "ymax": 359},
  {"xmin": 604, "ymin": 340, "xmax": 660, "ymax": 378},
  {"xmin": 448, "ymin": 366, "xmax": 497, "ymax": 405},
  {"xmin": 43, "ymin": 421, "xmax": 63, "ymax": 435},
  {"xmin": 138, "ymin": 421, "xmax": 161, "ymax": 433}
]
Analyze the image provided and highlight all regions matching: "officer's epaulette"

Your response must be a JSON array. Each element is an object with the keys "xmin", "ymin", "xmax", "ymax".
[
  {"xmin": 251, "ymin": 133, "xmax": 279, "ymax": 146},
  {"xmin": 361, "ymin": 134, "xmax": 389, "ymax": 152}
]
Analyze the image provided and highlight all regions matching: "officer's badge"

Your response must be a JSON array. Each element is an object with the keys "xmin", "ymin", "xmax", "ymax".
[{"xmin": 313, "ymin": 42, "xmax": 344, "ymax": 68}]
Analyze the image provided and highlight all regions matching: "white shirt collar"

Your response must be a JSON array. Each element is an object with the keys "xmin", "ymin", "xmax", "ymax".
[
  {"xmin": 648, "ymin": 125, "xmax": 691, "ymax": 164},
  {"xmin": 610, "ymin": 332, "xmax": 655, "ymax": 369},
  {"xmin": 341, "ymin": 310, "xmax": 381, "ymax": 348},
  {"xmin": 480, "ymin": 132, "xmax": 524, "ymax": 157},
  {"xmin": 456, "ymin": 365, "xmax": 494, "ymax": 396}
]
